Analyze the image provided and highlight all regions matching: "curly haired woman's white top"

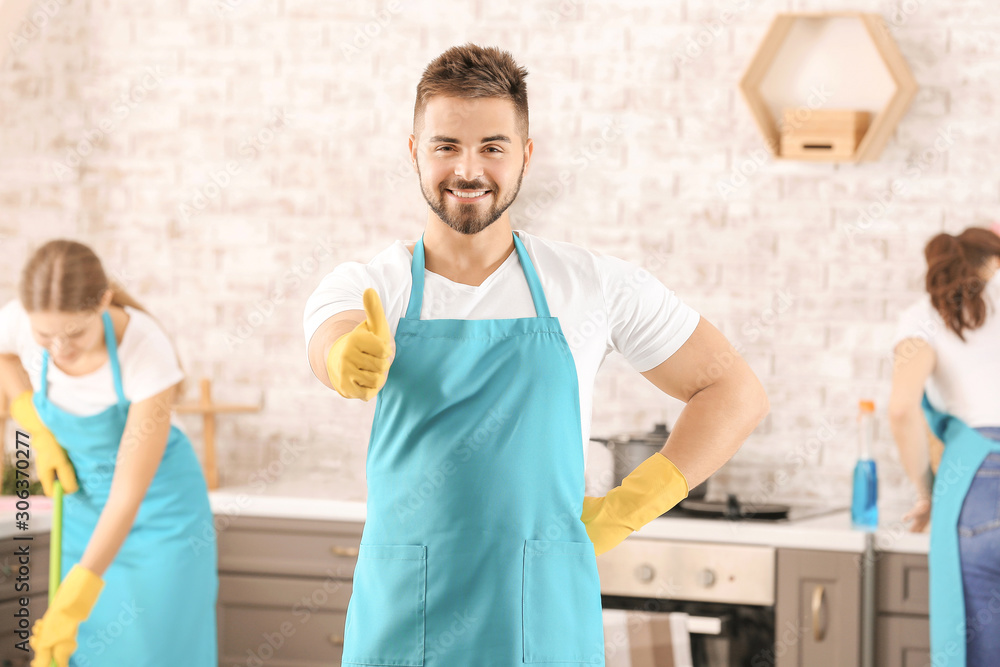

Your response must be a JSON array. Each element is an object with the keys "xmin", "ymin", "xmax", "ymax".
[{"xmin": 892, "ymin": 271, "xmax": 1000, "ymax": 428}]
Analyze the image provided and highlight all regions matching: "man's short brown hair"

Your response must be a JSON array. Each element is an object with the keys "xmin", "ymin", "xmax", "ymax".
[{"xmin": 413, "ymin": 43, "xmax": 529, "ymax": 145}]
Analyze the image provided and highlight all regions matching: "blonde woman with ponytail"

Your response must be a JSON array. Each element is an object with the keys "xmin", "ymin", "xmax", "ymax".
[
  {"xmin": 890, "ymin": 226, "xmax": 1000, "ymax": 667},
  {"xmin": 0, "ymin": 240, "xmax": 217, "ymax": 667}
]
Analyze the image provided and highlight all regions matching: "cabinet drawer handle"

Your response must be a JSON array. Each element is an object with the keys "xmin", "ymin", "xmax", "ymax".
[
  {"xmin": 811, "ymin": 584, "xmax": 826, "ymax": 642},
  {"xmin": 329, "ymin": 545, "xmax": 359, "ymax": 557},
  {"xmin": 328, "ymin": 633, "xmax": 344, "ymax": 646}
]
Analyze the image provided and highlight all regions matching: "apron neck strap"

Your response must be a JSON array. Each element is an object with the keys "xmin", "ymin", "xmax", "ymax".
[
  {"xmin": 39, "ymin": 309, "xmax": 127, "ymax": 405},
  {"xmin": 40, "ymin": 348, "xmax": 49, "ymax": 394},
  {"xmin": 103, "ymin": 310, "xmax": 127, "ymax": 404},
  {"xmin": 404, "ymin": 231, "xmax": 551, "ymax": 320},
  {"xmin": 514, "ymin": 232, "xmax": 551, "ymax": 318},
  {"xmin": 405, "ymin": 235, "xmax": 427, "ymax": 320}
]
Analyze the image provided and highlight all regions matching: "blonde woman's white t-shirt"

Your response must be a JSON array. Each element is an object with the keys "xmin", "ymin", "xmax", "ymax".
[
  {"xmin": 0, "ymin": 300, "xmax": 186, "ymax": 429},
  {"xmin": 892, "ymin": 271, "xmax": 1000, "ymax": 428},
  {"xmin": 303, "ymin": 229, "xmax": 702, "ymax": 467}
]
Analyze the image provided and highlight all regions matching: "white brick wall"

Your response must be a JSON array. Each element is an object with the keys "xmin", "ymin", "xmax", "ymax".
[{"xmin": 2, "ymin": 0, "xmax": 996, "ymax": 516}]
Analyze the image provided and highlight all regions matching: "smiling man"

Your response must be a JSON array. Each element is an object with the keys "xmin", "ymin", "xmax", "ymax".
[{"xmin": 303, "ymin": 43, "xmax": 769, "ymax": 666}]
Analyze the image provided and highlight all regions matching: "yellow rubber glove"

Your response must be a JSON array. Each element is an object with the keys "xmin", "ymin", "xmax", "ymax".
[
  {"xmin": 581, "ymin": 452, "xmax": 689, "ymax": 556},
  {"xmin": 29, "ymin": 564, "xmax": 104, "ymax": 667},
  {"xmin": 10, "ymin": 390, "xmax": 79, "ymax": 496},
  {"xmin": 326, "ymin": 288, "xmax": 394, "ymax": 401}
]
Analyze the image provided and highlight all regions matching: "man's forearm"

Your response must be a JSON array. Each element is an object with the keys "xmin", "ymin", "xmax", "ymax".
[
  {"xmin": 659, "ymin": 373, "xmax": 769, "ymax": 488},
  {"xmin": 307, "ymin": 315, "xmax": 365, "ymax": 390}
]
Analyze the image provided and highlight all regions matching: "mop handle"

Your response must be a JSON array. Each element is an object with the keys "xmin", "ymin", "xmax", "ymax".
[{"xmin": 48, "ymin": 479, "xmax": 63, "ymax": 667}]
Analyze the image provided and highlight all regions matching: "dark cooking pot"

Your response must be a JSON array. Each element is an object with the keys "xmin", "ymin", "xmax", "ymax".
[{"xmin": 590, "ymin": 422, "xmax": 709, "ymax": 500}]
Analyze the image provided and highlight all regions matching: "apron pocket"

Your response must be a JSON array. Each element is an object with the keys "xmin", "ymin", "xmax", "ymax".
[
  {"xmin": 342, "ymin": 544, "xmax": 426, "ymax": 666},
  {"xmin": 522, "ymin": 539, "xmax": 605, "ymax": 664}
]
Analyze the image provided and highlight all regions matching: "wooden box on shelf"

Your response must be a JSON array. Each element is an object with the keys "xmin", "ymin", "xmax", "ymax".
[
  {"xmin": 738, "ymin": 12, "xmax": 918, "ymax": 163},
  {"xmin": 779, "ymin": 108, "xmax": 871, "ymax": 160}
]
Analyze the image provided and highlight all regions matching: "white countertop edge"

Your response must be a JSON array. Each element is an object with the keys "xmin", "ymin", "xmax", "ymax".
[
  {"xmin": 209, "ymin": 490, "xmax": 367, "ymax": 523},
  {"xmin": 635, "ymin": 510, "xmax": 930, "ymax": 555},
  {"xmin": 871, "ymin": 531, "xmax": 930, "ymax": 555},
  {"xmin": 206, "ymin": 491, "xmax": 930, "ymax": 555},
  {"xmin": 2, "ymin": 494, "xmax": 930, "ymax": 555},
  {"xmin": 0, "ymin": 515, "xmax": 52, "ymax": 540},
  {"xmin": 635, "ymin": 514, "xmax": 866, "ymax": 552}
]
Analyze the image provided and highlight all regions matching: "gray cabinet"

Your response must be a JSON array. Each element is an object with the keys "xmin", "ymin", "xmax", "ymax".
[
  {"xmin": 0, "ymin": 531, "xmax": 49, "ymax": 667},
  {"xmin": 775, "ymin": 548, "xmax": 861, "ymax": 667},
  {"xmin": 875, "ymin": 552, "xmax": 930, "ymax": 667},
  {"xmin": 216, "ymin": 515, "xmax": 363, "ymax": 667}
]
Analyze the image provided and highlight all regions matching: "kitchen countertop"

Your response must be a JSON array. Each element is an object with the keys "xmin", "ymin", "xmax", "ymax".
[
  {"xmin": 635, "ymin": 507, "xmax": 929, "ymax": 555},
  {"xmin": 0, "ymin": 495, "xmax": 52, "ymax": 540},
  {"xmin": 0, "ymin": 488, "xmax": 929, "ymax": 555},
  {"xmin": 207, "ymin": 484, "xmax": 930, "ymax": 555},
  {"xmin": 211, "ymin": 482, "xmax": 367, "ymax": 523}
]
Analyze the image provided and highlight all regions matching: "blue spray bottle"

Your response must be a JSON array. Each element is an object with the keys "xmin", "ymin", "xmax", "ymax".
[{"xmin": 851, "ymin": 399, "xmax": 878, "ymax": 528}]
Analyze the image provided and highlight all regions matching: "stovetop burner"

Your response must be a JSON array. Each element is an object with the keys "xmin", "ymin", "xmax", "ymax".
[{"xmin": 662, "ymin": 494, "xmax": 847, "ymax": 523}]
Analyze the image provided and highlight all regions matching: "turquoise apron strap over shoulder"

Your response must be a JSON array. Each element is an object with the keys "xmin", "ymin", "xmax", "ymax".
[
  {"xmin": 36, "ymin": 310, "xmax": 125, "ymax": 407},
  {"xmin": 405, "ymin": 231, "xmax": 552, "ymax": 318},
  {"xmin": 106, "ymin": 312, "xmax": 127, "ymax": 404},
  {"xmin": 922, "ymin": 394, "xmax": 1000, "ymax": 667}
]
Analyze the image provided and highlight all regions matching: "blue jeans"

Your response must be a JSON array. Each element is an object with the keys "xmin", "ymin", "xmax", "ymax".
[{"xmin": 958, "ymin": 428, "xmax": 1000, "ymax": 667}]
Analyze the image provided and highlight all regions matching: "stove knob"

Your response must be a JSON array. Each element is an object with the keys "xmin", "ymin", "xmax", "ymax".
[
  {"xmin": 635, "ymin": 564, "xmax": 655, "ymax": 583},
  {"xmin": 698, "ymin": 569, "xmax": 717, "ymax": 588}
]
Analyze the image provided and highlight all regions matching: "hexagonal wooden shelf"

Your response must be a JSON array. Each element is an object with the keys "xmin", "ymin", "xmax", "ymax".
[{"xmin": 739, "ymin": 12, "xmax": 918, "ymax": 162}]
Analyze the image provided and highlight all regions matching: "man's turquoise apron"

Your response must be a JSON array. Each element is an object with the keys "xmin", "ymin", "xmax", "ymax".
[
  {"xmin": 923, "ymin": 393, "xmax": 1000, "ymax": 667},
  {"xmin": 341, "ymin": 231, "xmax": 606, "ymax": 666},
  {"xmin": 33, "ymin": 309, "xmax": 217, "ymax": 666}
]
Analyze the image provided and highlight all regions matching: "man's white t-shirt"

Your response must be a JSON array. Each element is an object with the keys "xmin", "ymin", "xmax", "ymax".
[
  {"xmin": 0, "ymin": 300, "xmax": 186, "ymax": 428},
  {"xmin": 303, "ymin": 230, "xmax": 701, "ymax": 466},
  {"xmin": 891, "ymin": 271, "xmax": 1000, "ymax": 428}
]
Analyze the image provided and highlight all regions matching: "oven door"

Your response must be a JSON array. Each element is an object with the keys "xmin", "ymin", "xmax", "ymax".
[
  {"xmin": 597, "ymin": 540, "xmax": 777, "ymax": 667},
  {"xmin": 601, "ymin": 595, "xmax": 775, "ymax": 667}
]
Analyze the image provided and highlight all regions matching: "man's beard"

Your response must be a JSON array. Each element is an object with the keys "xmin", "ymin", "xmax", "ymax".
[{"xmin": 418, "ymin": 163, "xmax": 525, "ymax": 236}]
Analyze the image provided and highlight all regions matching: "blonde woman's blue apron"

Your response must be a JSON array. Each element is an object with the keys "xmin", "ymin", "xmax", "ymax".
[
  {"xmin": 341, "ymin": 231, "xmax": 606, "ymax": 666},
  {"xmin": 32, "ymin": 310, "xmax": 217, "ymax": 666},
  {"xmin": 923, "ymin": 394, "xmax": 1000, "ymax": 667}
]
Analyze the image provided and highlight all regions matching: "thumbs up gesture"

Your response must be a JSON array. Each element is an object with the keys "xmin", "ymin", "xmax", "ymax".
[{"xmin": 325, "ymin": 288, "xmax": 395, "ymax": 401}]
